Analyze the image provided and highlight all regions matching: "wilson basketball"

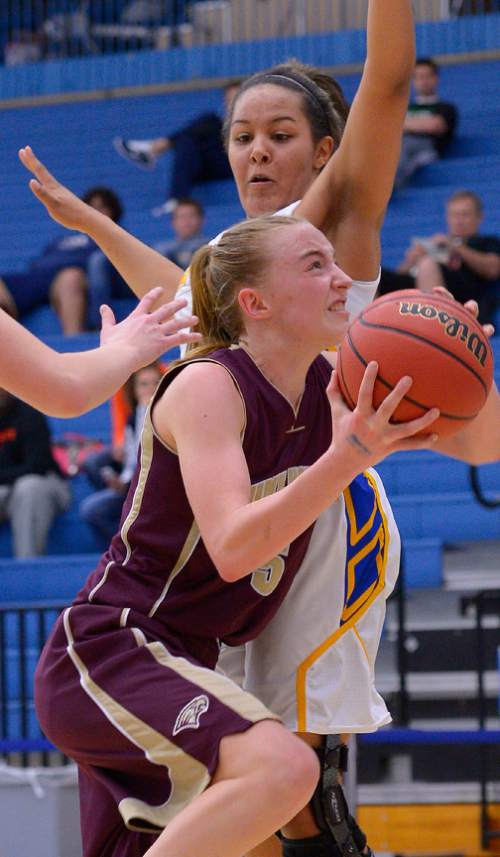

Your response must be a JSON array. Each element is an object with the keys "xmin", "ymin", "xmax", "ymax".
[{"xmin": 337, "ymin": 290, "xmax": 494, "ymax": 437}]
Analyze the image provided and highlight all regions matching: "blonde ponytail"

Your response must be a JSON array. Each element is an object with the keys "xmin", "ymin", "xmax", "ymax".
[
  {"xmin": 185, "ymin": 245, "xmax": 234, "ymax": 359},
  {"xmin": 181, "ymin": 214, "xmax": 301, "ymax": 362}
]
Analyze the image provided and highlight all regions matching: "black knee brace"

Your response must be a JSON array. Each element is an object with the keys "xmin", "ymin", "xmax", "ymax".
[
  {"xmin": 309, "ymin": 735, "xmax": 373, "ymax": 857},
  {"xmin": 281, "ymin": 831, "xmax": 339, "ymax": 857}
]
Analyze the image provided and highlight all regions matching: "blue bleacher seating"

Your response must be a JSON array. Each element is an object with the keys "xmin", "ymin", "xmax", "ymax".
[
  {"xmin": 0, "ymin": 50, "xmax": 499, "ymax": 757},
  {"xmin": 0, "ymin": 57, "xmax": 498, "ymax": 585}
]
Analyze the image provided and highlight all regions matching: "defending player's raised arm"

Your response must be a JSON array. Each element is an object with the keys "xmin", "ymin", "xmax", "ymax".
[
  {"xmin": 432, "ymin": 298, "xmax": 500, "ymax": 463},
  {"xmin": 154, "ymin": 361, "xmax": 438, "ymax": 583},
  {"xmin": 297, "ymin": 0, "xmax": 415, "ymax": 281},
  {"xmin": 434, "ymin": 382, "xmax": 500, "ymax": 464},
  {"xmin": 18, "ymin": 146, "xmax": 184, "ymax": 306},
  {"xmin": 0, "ymin": 290, "xmax": 200, "ymax": 417}
]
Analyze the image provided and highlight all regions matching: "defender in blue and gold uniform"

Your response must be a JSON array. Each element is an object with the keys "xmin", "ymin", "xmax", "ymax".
[{"xmin": 232, "ymin": 467, "xmax": 400, "ymax": 736}]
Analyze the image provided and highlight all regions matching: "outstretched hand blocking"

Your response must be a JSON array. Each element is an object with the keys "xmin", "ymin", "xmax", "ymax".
[
  {"xmin": 18, "ymin": 146, "xmax": 90, "ymax": 232},
  {"xmin": 99, "ymin": 288, "xmax": 201, "ymax": 369}
]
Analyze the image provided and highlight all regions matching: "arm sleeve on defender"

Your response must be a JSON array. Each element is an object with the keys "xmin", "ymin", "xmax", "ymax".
[{"xmin": 346, "ymin": 271, "xmax": 381, "ymax": 320}]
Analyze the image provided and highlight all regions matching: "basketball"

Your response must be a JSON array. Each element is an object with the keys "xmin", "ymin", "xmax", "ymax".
[{"xmin": 337, "ymin": 290, "xmax": 494, "ymax": 437}]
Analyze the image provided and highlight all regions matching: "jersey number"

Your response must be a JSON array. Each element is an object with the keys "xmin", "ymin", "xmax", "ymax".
[{"xmin": 250, "ymin": 545, "xmax": 290, "ymax": 597}]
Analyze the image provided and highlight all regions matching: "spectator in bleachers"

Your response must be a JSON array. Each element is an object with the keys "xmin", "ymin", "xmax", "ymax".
[
  {"xmin": 4, "ymin": 30, "xmax": 41, "ymax": 66},
  {"xmin": 0, "ymin": 389, "xmax": 71, "ymax": 557},
  {"xmin": 79, "ymin": 361, "xmax": 162, "ymax": 547},
  {"xmin": 122, "ymin": 0, "xmax": 166, "ymax": 25},
  {"xmin": 0, "ymin": 186, "xmax": 124, "ymax": 335},
  {"xmin": 87, "ymin": 199, "xmax": 206, "ymax": 327},
  {"xmin": 113, "ymin": 82, "xmax": 239, "ymax": 216},
  {"xmin": 40, "ymin": 2, "xmax": 96, "ymax": 58},
  {"xmin": 394, "ymin": 57, "xmax": 458, "ymax": 189},
  {"xmin": 379, "ymin": 190, "xmax": 500, "ymax": 323},
  {"xmin": 154, "ymin": 198, "xmax": 208, "ymax": 268}
]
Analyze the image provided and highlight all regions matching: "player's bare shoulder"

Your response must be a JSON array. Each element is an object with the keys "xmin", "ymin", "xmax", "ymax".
[{"xmin": 153, "ymin": 359, "xmax": 246, "ymax": 450}]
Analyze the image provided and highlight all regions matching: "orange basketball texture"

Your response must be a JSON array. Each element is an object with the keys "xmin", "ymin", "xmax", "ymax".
[{"xmin": 337, "ymin": 290, "xmax": 494, "ymax": 438}]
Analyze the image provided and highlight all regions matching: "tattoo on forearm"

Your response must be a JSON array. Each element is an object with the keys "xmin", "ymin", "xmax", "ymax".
[{"xmin": 348, "ymin": 434, "xmax": 371, "ymax": 455}]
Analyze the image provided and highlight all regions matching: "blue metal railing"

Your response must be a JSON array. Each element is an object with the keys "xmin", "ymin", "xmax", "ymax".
[{"xmin": 0, "ymin": 601, "xmax": 67, "ymax": 766}]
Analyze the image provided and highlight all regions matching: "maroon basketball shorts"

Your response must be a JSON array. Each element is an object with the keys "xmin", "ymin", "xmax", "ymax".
[{"xmin": 35, "ymin": 605, "xmax": 278, "ymax": 857}]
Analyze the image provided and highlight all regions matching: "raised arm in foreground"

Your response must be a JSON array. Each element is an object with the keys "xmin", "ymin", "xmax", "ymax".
[{"xmin": 0, "ymin": 289, "xmax": 199, "ymax": 417}]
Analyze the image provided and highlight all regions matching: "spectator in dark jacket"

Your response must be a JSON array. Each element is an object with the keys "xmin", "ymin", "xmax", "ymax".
[
  {"xmin": 113, "ymin": 83, "xmax": 239, "ymax": 216},
  {"xmin": 0, "ymin": 389, "xmax": 71, "ymax": 556},
  {"xmin": 379, "ymin": 190, "xmax": 500, "ymax": 323},
  {"xmin": 394, "ymin": 57, "xmax": 458, "ymax": 189}
]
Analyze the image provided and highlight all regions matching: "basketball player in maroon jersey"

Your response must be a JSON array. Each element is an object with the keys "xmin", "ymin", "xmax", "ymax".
[{"xmin": 35, "ymin": 215, "xmax": 448, "ymax": 857}]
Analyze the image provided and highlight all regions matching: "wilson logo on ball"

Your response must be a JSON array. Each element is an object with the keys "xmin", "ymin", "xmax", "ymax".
[
  {"xmin": 337, "ymin": 290, "xmax": 494, "ymax": 438},
  {"xmin": 399, "ymin": 301, "xmax": 488, "ymax": 366}
]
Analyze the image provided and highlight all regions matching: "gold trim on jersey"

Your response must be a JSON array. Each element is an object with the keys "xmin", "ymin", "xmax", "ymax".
[
  {"xmin": 343, "ymin": 482, "xmax": 378, "ymax": 546},
  {"xmin": 249, "ymin": 466, "xmax": 307, "ymax": 502},
  {"xmin": 150, "ymin": 357, "xmax": 248, "ymax": 455},
  {"xmin": 88, "ymin": 409, "xmax": 155, "ymax": 602},
  {"xmin": 121, "ymin": 410, "xmax": 155, "ymax": 566},
  {"xmin": 285, "ymin": 424, "xmax": 306, "ymax": 434},
  {"xmin": 295, "ymin": 471, "xmax": 390, "ymax": 732},
  {"xmin": 87, "ymin": 558, "xmax": 114, "ymax": 604},
  {"xmin": 62, "ymin": 607, "xmax": 211, "ymax": 832},
  {"xmin": 120, "ymin": 608, "xmax": 130, "ymax": 628},
  {"xmin": 143, "ymin": 635, "xmax": 279, "ymax": 726},
  {"xmin": 353, "ymin": 624, "xmax": 371, "ymax": 665},
  {"xmin": 148, "ymin": 520, "xmax": 201, "ymax": 618},
  {"xmin": 342, "ymin": 528, "xmax": 386, "ymax": 624},
  {"xmin": 341, "ymin": 470, "xmax": 389, "ymax": 625}
]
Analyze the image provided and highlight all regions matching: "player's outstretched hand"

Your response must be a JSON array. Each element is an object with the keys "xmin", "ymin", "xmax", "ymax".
[
  {"xmin": 100, "ymin": 288, "xmax": 201, "ymax": 369},
  {"xmin": 327, "ymin": 362, "xmax": 440, "ymax": 469},
  {"xmin": 18, "ymin": 146, "xmax": 91, "ymax": 233}
]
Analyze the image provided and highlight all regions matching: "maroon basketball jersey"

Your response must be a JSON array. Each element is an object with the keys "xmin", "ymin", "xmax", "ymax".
[{"xmin": 77, "ymin": 347, "xmax": 333, "ymax": 666}]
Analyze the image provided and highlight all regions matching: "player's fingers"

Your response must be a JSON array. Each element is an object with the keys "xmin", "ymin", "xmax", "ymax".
[
  {"xmin": 394, "ymin": 433, "xmax": 439, "ymax": 453},
  {"xmin": 375, "ymin": 376, "xmax": 413, "ymax": 422},
  {"xmin": 390, "ymin": 407, "xmax": 440, "ymax": 442},
  {"xmin": 355, "ymin": 362, "xmax": 378, "ymax": 412},
  {"xmin": 28, "ymin": 179, "xmax": 58, "ymax": 209},
  {"xmin": 326, "ymin": 368, "xmax": 340, "ymax": 395},
  {"xmin": 160, "ymin": 314, "xmax": 199, "ymax": 334},
  {"xmin": 327, "ymin": 370, "xmax": 351, "ymax": 414},
  {"xmin": 463, "ymin": 299, "xmax": 479, "ymax": 318},
  {"xmin": 462, "ymin": 300, "xmax": 494, "ymax": 337},
  {"xmin": 19, "ymin": 146, "xmax": 58, "ymax": 187},
  {"xmin": 130, "ymin": 287, "xmax": 165, "ymax": 316},
  {"xmin": 166, "ymin": 331, "xmax": 202, "ymax": 347},
  {"xmin": 99, "ymin": 304, "xmax": 116, "ymax": 335},
  {"xmin": 28, "ymin": 178, "xmax": 43, "ymax": 197},
  {"xmin": 150, "ymin": 297, "xmax": 190, "ymax": 323},
  {"xmin": 482, "ymin": 323, "xmax": 495, "ymax": 339},
  {"xmin": 432, "ymin": 286, "xmax": 455, "ymax": 302}
]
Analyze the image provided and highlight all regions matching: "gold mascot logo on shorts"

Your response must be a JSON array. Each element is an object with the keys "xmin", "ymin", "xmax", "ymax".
[{"xmin": 398, "ymin": 301, "xmax": 488, "ymax": 367}]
